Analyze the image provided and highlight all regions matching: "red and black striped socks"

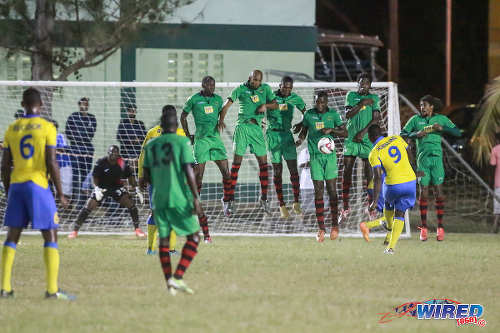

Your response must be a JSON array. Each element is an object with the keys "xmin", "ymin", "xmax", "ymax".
[
  {"xmin": 436, "ymin": 197, "xmax": 444, "ymax": 228},
  {"xmin": 222, "ymin": 178, "xmax": 231, "ymax": 202},
  {"xmin": 274, "ymin": 175, "xmax": 285, "ymax": 206},
  {"xmin": 229, "ymin": 162, "xmax": 241, "ymax": 201},
  {"xmin": 342, "ymin": 180, "xmax": 351, "ymax": 211},
  {"xmin": 315, "ymin": 198, "xmax": 325, "ymax": 230},
  {"xmin": 259, "ymin": 164, "xmax": 269, "ymax": 201},
  {"xmin": 330, "ymin": 198, "xmax": 339, "ymax": 227},
  {"xmin": 420, "ymin": 198, "xmax": 428, "ymax": 227},
  {"xmin": 173, "ymin": 237, "xmax": 200, "ymax": 279},
  {"xmin": 159, "ymin": 245, "xmax": 172, "ymax": 282},
  {"xmin": 199, "ymin": 214, "xmax": 210, "ymax": 238},
  {"xmin": 290, "ymin": 171, "xmax": 300, "ymax": 203}
]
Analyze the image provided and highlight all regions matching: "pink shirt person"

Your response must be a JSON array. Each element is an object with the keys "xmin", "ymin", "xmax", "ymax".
[{"xmin": 490, "ymin": 144, "xmax": 500, "ymax": 188}]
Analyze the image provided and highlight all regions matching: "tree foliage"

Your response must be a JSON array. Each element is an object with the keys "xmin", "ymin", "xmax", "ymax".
[{"xmin": 0, "ymin": 0, "xmax": 193, "ymax": 80}]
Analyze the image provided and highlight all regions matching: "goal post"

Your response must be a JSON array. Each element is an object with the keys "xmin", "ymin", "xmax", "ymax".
[{"xmin": 0, "ymin": 80, "xmax": 409, "ymax": 238}]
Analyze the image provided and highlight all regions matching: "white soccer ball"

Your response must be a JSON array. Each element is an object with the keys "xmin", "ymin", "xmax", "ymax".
[{"xmin": 318, "ymin": 137, "xmax": 335, "ymax": 154}]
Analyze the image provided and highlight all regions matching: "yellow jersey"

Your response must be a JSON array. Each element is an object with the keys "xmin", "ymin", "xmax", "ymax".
[
  {"xmin": 368, "ymin": 135, "xmax": 416, "ymax": 185},
  {"xmin": 3, "ymin": 115, "xmax": 57, "ymax": 188},
  {"xmin": 137, "ymin": 125, "xmax": 185, "ymax": 177}
]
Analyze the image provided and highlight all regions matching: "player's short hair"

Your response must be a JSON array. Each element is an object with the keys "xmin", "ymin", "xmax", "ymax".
[
  {"xmin": 202, "ymin": 76, "xmax": 215, "ymax": 85},
  {"xmin": 315, "ymin": 90, "xmax": 328, "ymax": 101},
  {"xmin": 78, "ymin": 97, "xmax": 89, "ymax": 105},
  {"xmin": 420, "ymin": 95, "xmax": 443, "ymax": 113},
  {"xmin": 108, "ymin": 144, "xmax": 119, "ymax": 153},
  {"xmin": 281, "ymin": 76, "xmax": 294, "ymax": 85},
  {"xmin": 368, "ymin": 124, "xmax": 382, "ymax": 139},
  {"xmin": 22, "ymin": 88, "xmax": 42, "ymax": 107},
  {"xmin": 356, "ymin": 72, "xmax": 371, "ymax": 83},
  {"xmin": 161, "ymin": 105, "xmax": 177, "ymax": 131}
]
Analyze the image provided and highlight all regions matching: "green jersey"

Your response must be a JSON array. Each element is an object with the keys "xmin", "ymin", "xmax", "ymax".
[
  {"xmin": 344, "ymin": 91, "xmax": 380, "ymax": 140},
  {"xmin": 143, "ymin": 133, "xmax": 195, "ymax": 209},
  {"xmin": 303, "ymin": 107, "xmax": 343, "ymax": 158},
  {"xmin": 267, "ymin": 91, "xmax": 306, "ymax": 131},
  {"xmin": 229, "ymin": 82, "xmax": 276, "ymax": 126},
  {"xmin": 183, "ymin": 92, "xmax": 223, "ymax": 139},
  {"xmin": 401, "ymin": 114, "xmax": 457, "ymax": 157}
]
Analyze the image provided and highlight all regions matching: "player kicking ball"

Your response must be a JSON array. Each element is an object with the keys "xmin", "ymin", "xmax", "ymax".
[
  {"xmin": 368, "ymin": 125, "xmax": 416, "ymax": 254},
  {"xmin": 1, "ymin": 88, "xmax": 74, "ymax": 300},
  {"xmin": 297, "ymin": 91, "xmax": 347, "ymax": 242},
  {"xmin": 143, "ymin": 105, "xmax": 203, "ymax": 295},
  {"xmin": 68, "ymin": 145, "xmax": 145, "ymax": 238}
]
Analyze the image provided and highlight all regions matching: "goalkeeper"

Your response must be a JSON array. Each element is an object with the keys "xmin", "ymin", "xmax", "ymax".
[
  {"xmin": 400, "ymin": 95, "xmax": 461, "ymax": 242},
  {"xmin": 68, "ymin": 145, "xmax": 145, "ymax": 238}
]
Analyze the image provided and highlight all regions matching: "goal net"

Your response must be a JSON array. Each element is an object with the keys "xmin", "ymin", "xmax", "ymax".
[{"xmin": 0, "ymin": 81, "xmax": 407, "ymax": 237}]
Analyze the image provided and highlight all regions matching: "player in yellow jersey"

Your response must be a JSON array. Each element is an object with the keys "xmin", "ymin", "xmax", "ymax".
[
  {"xmin": 138, "ymin": 107, "xmax": 186, "ymax": 255},
  {"xmin": 367, "ymin": 125, "xmax": 416, "ymax": 254},
  {"xmin": 359, "ymin": 175, "xmax": 391, "ymax": 243},
  {"xmin": 1, "ymin": 88, "xmax": 74, "ymax": 299}
]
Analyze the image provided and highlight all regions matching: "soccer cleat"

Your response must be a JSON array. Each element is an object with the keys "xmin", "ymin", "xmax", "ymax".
[
  {"xmin": 338, "ymin": 208, "xmax": 350, "ymax": 225},
  {"xmin": 0, "ymin": 289, "xmax": 14, "ymax": 298},
  {"xmin": 384, "ymin": 248, "xmax": 395, "ymax": 255},
  {"xmin": 330, "ymin": 226, "xmax": 339, "ymax": 240},
  {"xmin": 292, "ymin": 202, "xmax": 302, "ymax": 215},
  {"xmin": 45, "ymin": 289, "xmax": 76, "ymax": 301},
  {"xmin": 316, "ymin": 229, "xmax": 325, "ymax": 243},
  {"xmin": 279, "ymin": 205, "xmax": 290, "ymax": 219},
  {"xmin": 168, "ymin": 278, "xmax": 194, "ymax": 295},
  {"xmin": 221, "ymin": 198, "xmax": 232, "ymax": 217},
  {"xmin": 359, "ymin": 222, "xmax": 370, "ymax": 242},
  {"xmin": 418, "ymin": 226, "xmax": 428, "ymax": 241},
  {"xmin": 259, "ymin": 198, "xmax": 272, "ymax": 216},
  {"xmin": 437, "ymin": 227, "xmax": 445, "ymax": 241},
  {"xmin": 204, "ymin": 236, "xmax": 212, "ymax": 244},
  {"xmin": 169, "ymin": 250, "xmax": 179, "ymax": 256},
  {"xmin": 67, "ymin": 231, "xmax": 78, "ymax": 239},
  {"xmin": 146, "ymin": 248, "xmax": 157, "ymax": 255},
  {"xmin": 135, "ymin": 228, "xmax": 146, "ymax": 238}
]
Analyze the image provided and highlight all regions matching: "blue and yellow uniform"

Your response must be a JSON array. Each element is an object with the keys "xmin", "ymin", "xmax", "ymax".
[
  {"xmin": 138, "ymin": 125, "xmax": 185, "ymax": 254},
  {"xmin": 369, "ymin": 135, "xmax": 416, "ymax": 212},
  {"xmin": 3, "ymin": 115, "xmax": 59, "ymax": 230}
]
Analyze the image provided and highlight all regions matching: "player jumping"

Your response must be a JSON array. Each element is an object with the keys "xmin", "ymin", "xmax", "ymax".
[
  {"xmin": 68, "ymin": 145, "xmax": 145, "ymax": 238},
  {"xmin": 266, "ymin": 76, "xmax": 306, "ymax": 218},
  {"xmin": 297, "ymin": 91, "xmax": 347, "ymax": 242},
  {"xmin": 368, "ymin": 125, "xmax": 417, "ymax": 254},
  {"xmin": 401, "ymin": 95, "xmax": 461, "ymax": 241},
  {"xmin": 218, "ymin": 70, "xmax": 278, "ymax": 215},
  {"xmin": 143, "ymin": 105, "xmax": 203, "ymax": 295},
  {"xmin": 1, "ymin": 88, "xmax": 74, "ymax": 300}
]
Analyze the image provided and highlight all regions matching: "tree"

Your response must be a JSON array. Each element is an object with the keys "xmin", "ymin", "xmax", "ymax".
[{"xmin": 0, "ymin": 0, "xmax": 193, "ymax": 81}]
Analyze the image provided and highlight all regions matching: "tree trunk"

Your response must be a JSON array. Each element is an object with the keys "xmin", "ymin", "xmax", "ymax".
[{"xmin": 32, "ymin": 0, "xmax": 55, "ymax": 116}]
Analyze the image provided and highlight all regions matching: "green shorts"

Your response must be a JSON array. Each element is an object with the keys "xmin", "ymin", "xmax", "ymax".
[
  {"xmin": 344, "ymin": 138, "xmax": 372, "ymax": 159},
  {"xmin": 310, "ymin": 154, "xmax": 338, "ymax": 181},
  {"xmin": 194, "ymin": 135, "xmax": 227, "ymax": 164},
  {"xmin": 417, "ymin": 154, "xmax": 444, "ymax": 186},
  {"xmin": 233, "ymin": 123, "xmax": 267, "ymax": 157},
  {"xmin": 266, "ymin": 130, "xmax": 297, "ymax": 163},
  {"xmin": 153, "ymin": 205, "xmax": 200, "ymax": 238}
]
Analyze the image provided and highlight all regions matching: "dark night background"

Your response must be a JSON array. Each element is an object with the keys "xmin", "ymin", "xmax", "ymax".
[{"xmin": 316, "ymin": 0, "xmax": 489, "ymax": 105}]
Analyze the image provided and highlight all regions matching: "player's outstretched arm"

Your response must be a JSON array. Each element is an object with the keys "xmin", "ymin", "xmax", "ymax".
[
  {"xmin": 217, "ymin": 99, "xmax": 233, "ymax": 132},
  {"xmin": 1, "ymin": 148, "xmax": 13, "ymax": 195},
  {"xmin": 46, "ymin": 147, "xmax": 69, "ymax": 209}
]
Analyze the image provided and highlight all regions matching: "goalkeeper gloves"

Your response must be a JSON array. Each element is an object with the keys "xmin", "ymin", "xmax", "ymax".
[
  {"xmin": 135, "ymin": 187, "xmax": 144, "ymax": 204},
  {"xmin": 93, "ymin": 186, "xmax": 106, "ymax": 202}
]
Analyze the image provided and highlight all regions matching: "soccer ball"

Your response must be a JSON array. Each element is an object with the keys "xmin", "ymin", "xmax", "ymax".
[{"xmin": 318, "ymin": 137, "xmax": 335, "ymax": 154}]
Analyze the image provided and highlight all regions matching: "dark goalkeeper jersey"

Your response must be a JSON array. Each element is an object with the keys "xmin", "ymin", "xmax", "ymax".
[{"xmin": 92, "ymin": 157, "xmax": 133, "ymax": 189}]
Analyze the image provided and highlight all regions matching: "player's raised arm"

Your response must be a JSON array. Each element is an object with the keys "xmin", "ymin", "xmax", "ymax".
[{"xmin": 46, "ymin": 145, "xmax": 69, "ymax": 209}]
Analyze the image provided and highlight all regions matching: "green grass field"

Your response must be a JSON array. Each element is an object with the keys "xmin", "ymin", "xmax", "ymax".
[{"xmin": 0, "ymin": 234, "xmax": 498, "ymax": 333}]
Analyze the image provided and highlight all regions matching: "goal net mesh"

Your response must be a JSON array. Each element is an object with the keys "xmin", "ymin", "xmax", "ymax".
[{"xmin": 0, "ymin": 81, "xmax": 405, "ymax": 237}]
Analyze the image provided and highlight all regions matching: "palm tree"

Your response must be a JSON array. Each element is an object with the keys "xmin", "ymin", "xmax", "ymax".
[{"xmin": 471, "ymin": 77, "xmax": 500, "ymax": 166}]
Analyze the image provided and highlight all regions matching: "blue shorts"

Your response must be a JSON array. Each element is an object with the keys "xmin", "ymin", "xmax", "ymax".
[
  {"xmin": 4, "ymin": 181, "xmax": 59, "ymax": 230},
  {"xmin": 383, "ymin": 180, "xmax": 416, "ymax": 212}
]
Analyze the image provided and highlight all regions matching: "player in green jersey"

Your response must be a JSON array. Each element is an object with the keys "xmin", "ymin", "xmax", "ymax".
[
  {"xmin": 267, "ymin": 76, "xmax": 306, "ymax": 218},
  {"xmin": 143, "ymin": 105, "xmax": 203, "ymax": 295},
  {"xmin": 400, "ymin": 95, "xmax": 461, "ymax": 241},
  {"xmin": 181, "ymin": 76, "xmax": 229, "ymax": 234},
  {"xmin": 297, "ymin": 91, "xmax": 347, "ymax": 242},
  {"xmin": 341, "ymin": 73, "xmax": 381, "ymax": 223},
  {"xmin": 218, "ymin": 70, "xmax": 278, "ymax": 216}
]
